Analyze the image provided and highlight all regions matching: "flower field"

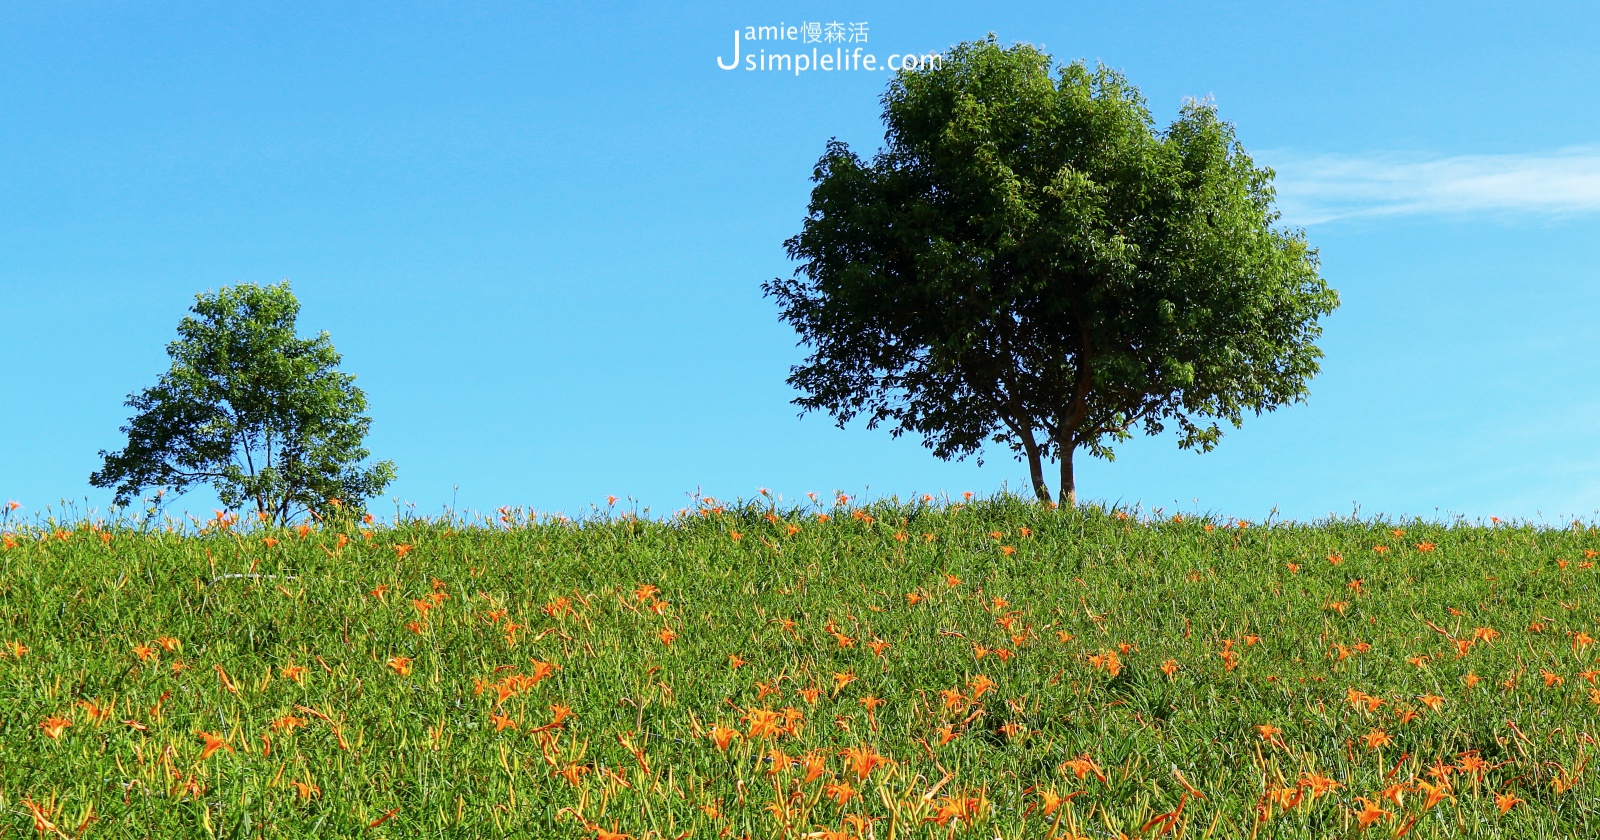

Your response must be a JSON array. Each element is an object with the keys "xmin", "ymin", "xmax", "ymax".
[{"xmin": 2, "ymin": 496, "xmax": 1598, "ymax": 838}]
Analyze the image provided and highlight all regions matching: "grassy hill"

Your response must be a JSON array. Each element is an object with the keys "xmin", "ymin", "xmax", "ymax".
[{"xmin": 2, "ymin": 497, "xmax": 1597, "ymax": 838}]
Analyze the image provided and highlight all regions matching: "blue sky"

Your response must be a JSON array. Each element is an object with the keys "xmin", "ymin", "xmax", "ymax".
[{"xmin": 2, "ymin": 2, "xmax": 1597, "ymax": 524}]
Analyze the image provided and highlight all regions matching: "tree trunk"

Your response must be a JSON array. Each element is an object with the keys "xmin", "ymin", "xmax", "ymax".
[
  {"xmin": 1023, "ymin": 438, "xmax": 1050, "ymax": 502},
  {"xmin": 1057, "ymin": 445, "xmax": 1077, "ymax": 507}
]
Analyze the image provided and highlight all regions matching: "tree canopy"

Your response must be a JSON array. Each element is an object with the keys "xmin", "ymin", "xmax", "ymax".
[
  {"xmin": 91, "ymin": 281, "xmax": 395, "ymax": 525},
  {"xmin": 764, "ymin": 38, "xmax": 1339, "ymax": 505}
]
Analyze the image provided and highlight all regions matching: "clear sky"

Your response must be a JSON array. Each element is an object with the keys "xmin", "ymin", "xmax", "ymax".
[{"xmin": 3, "ymin": 2, "xmax": 1598, "ymax": 525}]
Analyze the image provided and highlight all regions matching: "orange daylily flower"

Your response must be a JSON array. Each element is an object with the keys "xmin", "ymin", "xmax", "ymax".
[
  {"xmin": 386, "ymin": 656, "xmax": 413, "ymax": 676},
  {"xmin": 708, "ymin": 723, "xmax": 739, "ymax": 751},
  {"xmin": 556, "ymin": 763, "xmax": 590, "ymax": 787},
  {"xmin": 38, "ymin": 715, "xmax": 71, "ymax": 739},
  {"xmin": 840, "ymin": 744, "xmax": 889, "ymax": 780},
  {"xmin": 1031, "ymin": 789, "xmax": 1065, "ymax": 816},
  {"xmin": 1424, "ymin": 759, "xmax": 1454, "ymax": 783},
  {"xmin": 744, "ymin": 708, "xmax": 784, "ymax": 740},
  {"xmin": 823, "ymin": 781, "xmax": 856, "ymax": 805},
  {"xmin": 1087, "ymin": 650, "xmax": 1122, "ymax": 677},
  {"xmin": 1060, "ymin": 753, "xmax": 1107, "ymax": 784},
  {"xmin": 1415, "ymin": 778, "xmax": 1452, "ymax": 810},
  {"xmin": 546, "ymin": 704, "xmax": 573, "ymax": 728},
  {"xmin": 799, "ymin": 751, "xmax": 828, "ymax": 784},
  {"xmin": 1354, "ymin": 797, "xmax": 1390, "ymax": 829},
  {"xmin": 1298, "ymin": 771, "xmax": 1341, "ymax": 799},
  {"xmin": 197, "ymin": 730, "xmax": 233, "ymax": 759},
  {"xmin": 77, "ymin": 699, "xmax": 112, "ymax": 723},
  {"xmin": 926, "ymin": 794, "xmax": 985, "ymax": 827},
  {"xmin": 1264, "ymin": 785, "xmax": 1303, "ymax": 814}
]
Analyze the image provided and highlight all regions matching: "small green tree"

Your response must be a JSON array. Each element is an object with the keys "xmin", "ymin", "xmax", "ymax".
[
  {"xmin": 765, "ymin": 38, "xmax": 1339, "ymax": 505},
  {"xmin": 91, "ymin": 281, "xmax": 395, "ymax": 525}
]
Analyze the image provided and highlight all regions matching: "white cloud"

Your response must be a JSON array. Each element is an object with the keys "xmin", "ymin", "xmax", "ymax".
[{"xmin": 1263, "ymin": 148, "xmax": 1600, "ymax": 225}]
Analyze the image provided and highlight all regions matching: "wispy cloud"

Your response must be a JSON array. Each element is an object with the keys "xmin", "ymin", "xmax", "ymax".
[{"xmin": 1264, "ymin": 148, "xmax": 1600, "ymax": 225}]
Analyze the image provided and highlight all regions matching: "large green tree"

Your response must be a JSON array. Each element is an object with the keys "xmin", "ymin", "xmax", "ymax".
[
  {"xmin": 765, "ymin": 38, "xmax": 1339, "ymax": 505},
  {"xmin": 91, "ymin": 281, "xmax": 395, "ymax": 525}
]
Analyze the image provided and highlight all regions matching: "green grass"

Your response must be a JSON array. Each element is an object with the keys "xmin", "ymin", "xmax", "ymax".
[{"xmin": 2, "ymin": 497, "xmax": 1598, "ymax": 838}]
